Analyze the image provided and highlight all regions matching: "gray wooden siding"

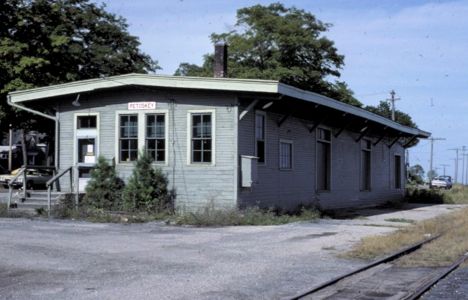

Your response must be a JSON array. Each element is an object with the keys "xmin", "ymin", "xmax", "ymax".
[
  {"xmin": 238, "ymin": 109, "xmax": 405, "ymax": 210},
  {"xmin": 57, "ymin": 88, "xmax": 238, "ymax": 211}
]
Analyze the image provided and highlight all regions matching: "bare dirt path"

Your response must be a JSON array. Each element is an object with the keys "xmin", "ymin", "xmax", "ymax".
[{"xmin": 0, "ymin": 204, "xmax": 464, "ymax": 299}]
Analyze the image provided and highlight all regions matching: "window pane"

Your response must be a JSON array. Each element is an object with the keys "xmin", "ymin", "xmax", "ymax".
[
  {"xmin": 77, "ymin": 116, "xmax": 97, "ymax": 129},
  {"xmin": 193, "ymin": 125, "xmax": 202, "ymax": 138},
  {"xmin": 255, "ymin": 114, "xmax": 264, "ymax": 140},
  {"xmin": 146, "ymin": 139, "xmax": 156, "ymax": 150},
  {"xmin": 193, "ymin": 140, "xmax": 202, "ymax": 151},
  {"xmin": 156, "ymin": 150, "xmax": 165, "ymax": 162},
  {"xmin": 257, "ymin": 141, "xmax": 265, "ymax": 163},
  {"xmin": 203, "ymin": 139, "xmax": 211, "ymax": 151},
  {"xmin": 193, "ymin": 151, "xmax": 202, "ymax": 162},
  {"xmin": 318, "ymin": 128, "xmax": 331, "ymax": 141},
  {"xmin": 203, "ymin": 151, "xmax": 211, "ymax": 163},
  {"xmin": 157, "ymin": 139, "xmax": 165, "ymax": 150},
  {"xmin": 193, "ymin": 115, "xmax": 202, "ymax": 127},
  {"xmin": 78, "ymin": 138, "xmax": 95, "ymax": 163}
]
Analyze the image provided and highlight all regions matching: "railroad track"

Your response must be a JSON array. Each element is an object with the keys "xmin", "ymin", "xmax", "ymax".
[{"xmin": 290, "ymin": 234, "xmax": 468, "ymax": 300}]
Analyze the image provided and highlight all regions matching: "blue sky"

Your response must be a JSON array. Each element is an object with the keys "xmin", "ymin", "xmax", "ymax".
[{"xmin": 101, "ymin": 0, "xmax": 468, "ymax": 181}]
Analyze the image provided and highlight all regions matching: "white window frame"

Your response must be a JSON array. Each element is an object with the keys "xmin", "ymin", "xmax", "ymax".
[
  {"xmin": 115, "ymin": 110, "xmax": 169, "ymax": 165},
  {"xmin": 316, "ymin": 126, "xmax": 332, "ymax": 192},
  {"xmin": 279, "ymin": 139, "xmax": 293, "ymax": 170},
  {"xmin": 73, "ymin": 112, "xmax": 100, "ymax": 165},
  {"xmin": 187, "ymin": 109, "xmax": 216, "ymax": 166},
  {"xmin": 255, "ymin": 110, "xmax": 267, "ymax": 165}
]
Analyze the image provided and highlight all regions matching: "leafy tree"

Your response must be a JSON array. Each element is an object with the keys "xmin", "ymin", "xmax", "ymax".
[
  {"xmin": 0, "ymin": 0, "xmax": 158, "ymax": 133},
  {"xmin": 123, "ymin": 151, "xmax": 173, "ymax": 213},
  {"xmin": 365, "ymin": 100, "xmax": 419, "ymax": 147},
  {"xmin": 84, "ymin": 156, "xmax": 125, "ymax": 210},
  {"xmin": 174, "ymin": 3, "xmax": 362, "ymax": 107},
  {"xmin": 364, "ymin": 101, "xmax": 416, "ymax": 128},
  {"xmin": 408, "ymin": 164, "xmax": 425, "ymax": 184}
]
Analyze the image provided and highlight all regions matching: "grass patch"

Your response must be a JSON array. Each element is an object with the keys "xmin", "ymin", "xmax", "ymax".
[
  {"xmin": 345, "ymin": 207, "xmax": 468, "ymax": 267},
  {"xmin": 50, "ymin": 199, "xmax": 320, "ymax": 226},
  {"xmin": 0, "ymin": 203, "xmax": 35, "ymax": 218},
  {"xmin": 0, "ymin": 203, "xmax": 7, "ymax": 216},
  {"xmin": 174, "ymin": 206, "xmax": 320, "ymax": 226},
  {"xmin": 406, "ymin": 184, "xmax": 468, "ymax": 204},
  {"xmin": 52, "ymin": 203, "xmax": 171, "ymax": 224},
  {"xmin": 384, "ymin": 218, "xmax": 415, "ymax": 224}
]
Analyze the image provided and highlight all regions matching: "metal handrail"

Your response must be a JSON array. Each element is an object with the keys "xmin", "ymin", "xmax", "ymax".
[
  {"xmin": 7, "ymin": 167, "xmax": 26, "ymax": 212},
  {"xmin": 46, "ymin": 166, "xmax": 74, "ymax": 218}
]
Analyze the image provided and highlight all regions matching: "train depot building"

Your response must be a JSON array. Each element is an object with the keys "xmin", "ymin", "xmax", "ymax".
[{"xmin": 7, "ymin": 61, "xmax": 430, "ymax": 211}]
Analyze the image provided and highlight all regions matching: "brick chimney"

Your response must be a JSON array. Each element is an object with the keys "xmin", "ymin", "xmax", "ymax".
[{"xmin": 213, "ymin": 42, "xmax": 228, "ymax": 78}]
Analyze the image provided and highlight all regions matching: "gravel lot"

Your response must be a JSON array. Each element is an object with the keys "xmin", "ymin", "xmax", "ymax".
[{"xmin": 0, "ymin": 204, "xmax": 464, "ymax": 299}]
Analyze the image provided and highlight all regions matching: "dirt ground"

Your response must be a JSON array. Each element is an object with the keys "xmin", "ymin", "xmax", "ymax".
[{"xmin": 0, "ymin": 204, "xmax": 464, "ymax": 299}]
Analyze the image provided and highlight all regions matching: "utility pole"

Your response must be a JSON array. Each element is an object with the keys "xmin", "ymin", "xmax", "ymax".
[
  {"xmin": 465, "ymin": 153, "xmax": 468, "ymax": 186},
  {"xmin": 8, "ymin": 124, "xmax": 12, "ymax": 172},
  {"xmin": 462, "ymin": 146, "xmax": 466, "ymax": 185},
  {"xmin": 440, "ymin": 164, "xmax": 450, "ymax": 176},
  {"xmin": 429, "ymin": 137, "xmax": 445, "ymax": 180},
  {"xmin": 387, "ymin": 90, "xmax": 400, "ymax": 121},
  {"xmin": 449, "ymin": 148, "xmax": 460, "ymax": 184}
]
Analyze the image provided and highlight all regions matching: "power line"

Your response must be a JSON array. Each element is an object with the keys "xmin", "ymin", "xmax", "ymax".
[
  {"xmin": 428, "ymin": 137, "xmax": 445, "ymax": 180},
  {"xmin": 439, "ymin": 164, "xmax": 450, "ymax": 176},
  {"xmin": 449, "ymin": 148, "xmax": 461, "ymax": 184}
]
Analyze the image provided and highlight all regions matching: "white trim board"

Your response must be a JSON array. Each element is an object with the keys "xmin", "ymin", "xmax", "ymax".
[{"xmin": 8, "ymin": 73, "xmax": 430, "ymax": 138}]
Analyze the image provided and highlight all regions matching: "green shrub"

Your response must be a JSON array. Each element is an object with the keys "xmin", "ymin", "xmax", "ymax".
[
  {"xmin": 405, "ymin": 188, "xmax": 445, "ymax": 204},
  {"xmin": 122, "ymin": 151, "xmax": 173, "ymax": 213},
  {"xmin": 83, "ymin": 156, "xmax": 125, "ymax": 210}
]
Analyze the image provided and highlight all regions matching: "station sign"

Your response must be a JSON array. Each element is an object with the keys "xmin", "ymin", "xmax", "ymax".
[{"xmin": 128, "ymin": 102, "xmax": 156, "ymax": 110}]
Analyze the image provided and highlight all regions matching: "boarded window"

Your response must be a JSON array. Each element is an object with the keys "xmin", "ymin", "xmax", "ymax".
[
  {"xmin": 191, "ymin": 113, "xmax": 212, "ymax": 163},
  {"xmin": 279, "ymin": 140, "xmax": 292, "ymax": 169},
  {"xmin": 317, "ymin": 128, "xmax": 331, "ymax": 191},
  {"xmin": 119, "ymin": 115, "xmax": 138, "ymax": 162},
  {"xmin": 255, "ymin": 113, "xmax": 265, "ymax": 163},
  {"xmin": 361, "ymin": 140, "xmax": 371, "ymax": 191},
  {"xmin": 395, "ymin": 155, "xmax": 402, "ymax": 189},
  {"xmin": 146, "ymin": 114, "xmax": 165, "ymax": 162}
]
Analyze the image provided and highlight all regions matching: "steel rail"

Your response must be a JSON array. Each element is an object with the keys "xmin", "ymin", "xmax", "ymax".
[
  {"xmin": 402, "ymin": 252, "xmax": 468, "ymax": 300},
  {"xmin": 290, "ymin": 234, "xmax": 441, "ymax": 300}
]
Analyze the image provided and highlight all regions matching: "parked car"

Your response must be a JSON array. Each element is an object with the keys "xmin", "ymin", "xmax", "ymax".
[
  {"xmin": 430, "ymin": 176, "xmax": 453, "ymax": 189},
  {"xmin": 0, "ymin": 168, "xmax": 53, "ymax": 189}
]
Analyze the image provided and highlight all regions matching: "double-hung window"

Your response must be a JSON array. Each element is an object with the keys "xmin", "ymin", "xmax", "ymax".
[
  {"xmin": 146, "ymin": 114, "xmax": 166, "ymax": 162},
  {"xmin": 255, "ymin": 112, "xmax": 266, "ymax": 163},
  {"xmin": 119, "ymin": 115, "xmax": 139, "ymax": 162},
  {"xmin": 190, "ymin": 112, "xmax": 213, "ymax": 164},
  {"xmin": 117, "ymin": 111, "xmax": 167, "ymax": 164},
  {"xmin": 279, "ymin": 140, "xmax": 293, "ymax": 170}
]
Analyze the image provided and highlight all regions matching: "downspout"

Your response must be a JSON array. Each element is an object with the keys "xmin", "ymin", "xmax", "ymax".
[{"xmin": 7, "ymin": 95, "xmax": 59, "ymax": 172}]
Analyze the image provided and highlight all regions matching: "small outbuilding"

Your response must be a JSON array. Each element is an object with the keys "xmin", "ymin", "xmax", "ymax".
[{"xmin": 7, "ymin": 50, "xmax": 430, "ymax": 211}]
